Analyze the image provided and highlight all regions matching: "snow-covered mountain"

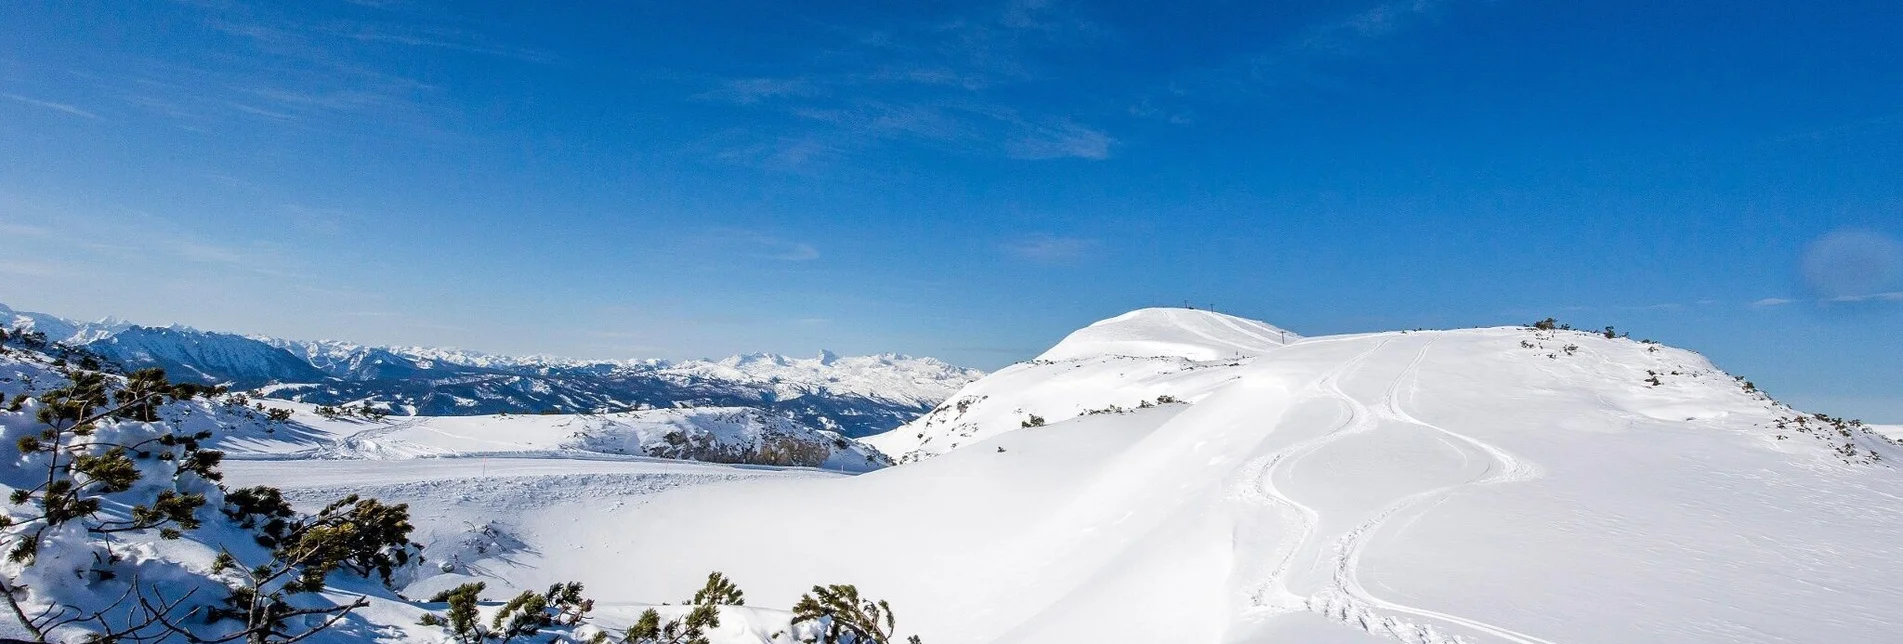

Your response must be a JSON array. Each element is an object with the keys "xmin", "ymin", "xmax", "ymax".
[
  {"xmin": 866, "ymin": 307, "xmax": 1299, "ymax": 460},
  {"xmin": 0, "ymin": 303, "xmax": 982, "ymax": 437},
  {"xmin": 7, "ymin": 306, "xmax": 1903, "ymax": 643},
  {"xmin": 0, "ymin": 302, "xmax": 130, "ymax": 345},
  {"xmin": 87, "ymin": 326, "xmax": 330, "ymax": 387}
]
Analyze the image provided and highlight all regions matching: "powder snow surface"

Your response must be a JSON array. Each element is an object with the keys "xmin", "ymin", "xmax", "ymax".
[
  {"xmin": 216, "ymin": 404, "xmax": 887, "ymax": 472},
  {"xmin": 557, "ymin": 312, "xmax": 1903, "ymax": 643},
  {"xmin": 17, "ymin": 307, "xmax": 1903, "ymax": 643}
]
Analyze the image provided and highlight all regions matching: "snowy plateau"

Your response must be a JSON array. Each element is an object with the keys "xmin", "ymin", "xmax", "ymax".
[{"xmin": 5, "ymin": 306, "xmax": 1903, "ymax": 643}]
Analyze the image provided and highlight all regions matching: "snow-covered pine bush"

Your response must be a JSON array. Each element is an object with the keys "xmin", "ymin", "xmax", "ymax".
[
  {"xmin": 620, "ymin": 571, "xmax": 747, "ymax": 644},
  {"xmin": 0, "ymin": 365, "xmax": 221, "ymax": 640},
  {"xmin": 422, "ymin": 571, "xmax": 746, "ymax": 644},
  {"xmin": 0, "ymin": 350, "xmax": 419, "ymax": 643},
  {"xmin": 790, "ymin": 584, "xmax": 921, "ymax": 644},
  {"xmin": 486, "ymin": 582, "xmax": 595, "ymax": 643},
  {"xmin": 423, "ymin": 582, "xmax": 486, "ymax": 643},
  {"xmin": 686, "ymin": 572, "xmax": 742, "ymax": 607},
  {"xmin": 622, "ymin": 601, "xmax": 718, "ymax": 644}
]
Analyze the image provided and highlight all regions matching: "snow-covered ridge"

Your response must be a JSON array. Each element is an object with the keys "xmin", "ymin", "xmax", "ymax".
[
  {"xmin": 0, "ymin": 302, "xmax": 131, "ymax": 345},
  {"xmin": 260, "ymin": 339, "xmax": 972, "ymax": 406},
  {"xmin": 1035, "ymin": 307, "xmax": 1298, "ymax": 362},
  {"xmin": 868, "ymin": 307, "xmax": 1302, "ymax": 460},
  {"xmin": 1, "ymin": 303, "xmax": 983, "ymax": 437},
  {"xmin": 840, "ymin": 311, "xmax": 1903, "ymax": 641}
]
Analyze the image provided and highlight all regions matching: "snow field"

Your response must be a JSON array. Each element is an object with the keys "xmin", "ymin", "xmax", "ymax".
[{"xmin": 12, "ymin": 307, "xmax": 1903, "ymax": 643}]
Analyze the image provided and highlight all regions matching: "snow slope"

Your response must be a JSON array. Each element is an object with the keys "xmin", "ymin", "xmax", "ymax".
[
  {"xmin": 866, "ymin": 308, "xmax": 1300, "ymax": 460},
  {"xmin": 14, "ymin": 307, "xmax": 1903, "ymax": 643},
  {"xmin": 215, "ymin": 403, "xmax": 889, "ymax": 472},
  {"xmin": 538, "ymin": 311, "xmax": 1903, "ymax": 643},
  {"xmin": 0, "ymin": 346, "xmax": 875, "ymax": 643},
  {"xmin": 1034, "ymin": 307, "xmax": 1298, "ymax": 362}
]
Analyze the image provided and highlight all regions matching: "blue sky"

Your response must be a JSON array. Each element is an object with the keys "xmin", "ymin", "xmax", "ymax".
[{"xmin": 2, "ymin": 0, "xmax": 1900, "ymax": 420}]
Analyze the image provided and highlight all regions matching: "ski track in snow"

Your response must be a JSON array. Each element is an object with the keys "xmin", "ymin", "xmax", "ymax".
[
  {"xmin": 1231, "ymin": 337, "xmax": 1554, "ymax": 644},
  {"xmin": 324, "ymin": 416, "xmax": 436, "ymax": 459},
  {"xmin": 1228, "ymin": 339, "xmax": 1390, "ymax": 617},
  {"xmin": 1315, "ymin": 340, "xmax": 1552, "ymax": 644}
]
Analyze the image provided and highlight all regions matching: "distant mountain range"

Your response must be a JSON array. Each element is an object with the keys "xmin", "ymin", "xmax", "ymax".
[{"xmin": 0, "ymin": 303, "xmax": 982, "ymax": 437}]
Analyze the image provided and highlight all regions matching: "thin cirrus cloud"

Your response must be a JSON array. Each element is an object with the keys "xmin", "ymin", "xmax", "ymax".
[
  {"xmin": 772, "ymin": 242, "xmax": 822, "ymax": 262},
  {"xmin": 129, "ymin": 5, "xmax": 540, "ymax": 135},
  {"xmin": 5, "ymin": 93, "xmax": 99, "ymax": 119},
  {"xmin": 1006, "ymin": 119, "xmax": 1113, "ymax": 160},
  {"xmin": 692, "ymin": 1, "xmax": 1116, "ymax": 166},
  {"xmin": 1294, "ymin": 0, "xmax": 1453, "ymax": 53},
  {"xmin": 1144, "ymin": 0, "xmax": 1467, "ymax": 109},
  {"xmin": 697, "ymin": 77, "xmax": 820, "ymax": 104},
  {"xmin": 1828, "ymin": 291, "xmax": 1903, "ymax": 303},
  {"xmin": 1003, "ymin": 233, "xmax": 1098, "ymax": 263},
  {"xmin": 1751, "ymin": 293, "xmax": 1903, "ymax": 308},
  {"xmin": 321, "ymin": 24, "xmax": 551, "ymax": 62}
]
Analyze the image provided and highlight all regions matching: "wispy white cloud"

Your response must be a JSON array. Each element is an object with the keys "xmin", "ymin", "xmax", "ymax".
[
  {"xmin": 697, "ymin": 0, "xmax": 1116, "ymax": 165},
  {"xmin": 240, "ymin": 86, "xmax": 411, "ymax": 114},
  {"xmin": 1003, "ymin": 233, "xmax": 1098, "ymax": 262},
  {"xmin": 228, "ymin": 101, "xmax": 295, "ymax": 120},
  {"xmin": 1296, "ymin": 0, "xmax": 1449, "ymax": 53},
  {"xmin": 5, "ymin": 93, "xmax": 98, "ymax": 119},
  {"xmin": 1145, "ymin": 0, "xmax": 1471, "ymax": 107},
  {"xmin": 323, "ymin": 24, "xmax": 550, "ymax": 62},
  {"xmin": 145, "ymin": 7, "xmax": 521, "ymax": 135},
  {"xmin": 790, "ymin": 101, "xmax": 977, "ymax": 146},
  {"xmin": 1828, "ymin": 291, "xmax": 1903, "ymax": 304},
  {"xmin": 774, "ymin": 242, "xmax": 821, "ymax": 261},
  {"xmin": 704, "ymin": 132, "xmax": 851, "ymax": 172},
  {"xmin": 1752, "ymin": 297, "xmax": 1796, "ymax": 307},
  {"xmin": 1006, "ymin": 119, "xmax": 1112, "ymax": 159},
  {"xmin": 699, "ymin": 77, "xmax": 819, "ymax": 104},
  {"xmin": 1, "ymin": 196, "xmax": 302, "ymax": 278}
]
